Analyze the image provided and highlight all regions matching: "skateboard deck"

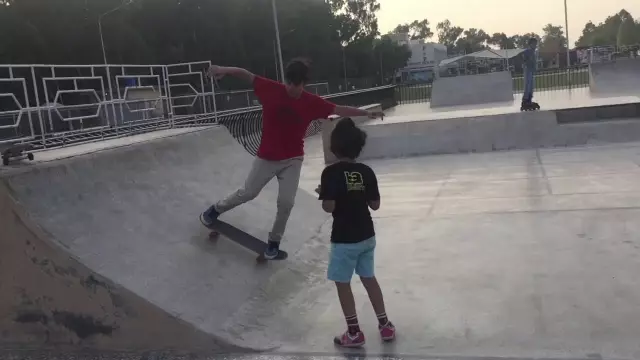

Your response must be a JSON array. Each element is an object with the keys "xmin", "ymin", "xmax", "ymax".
[
  {"xmin": 1, "ymin": 143, "xmax": 34, "ymax": 166},
  {"xmin": 205, "ymin": 219, "xmax": 288, "ymax": 261}
]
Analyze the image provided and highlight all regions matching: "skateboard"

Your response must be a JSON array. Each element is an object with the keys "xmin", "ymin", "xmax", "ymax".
[
  {"xmin": 1, "ymin": 143, "xmax": 34, "ymax": 166},
  {"xmin": 205, "ymin": 219, "xmax": 288, "ymax": 262}
]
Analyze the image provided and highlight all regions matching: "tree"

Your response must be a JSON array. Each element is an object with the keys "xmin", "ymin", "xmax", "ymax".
[
  {"xmin": 617, "ymin": 12, "xmax": 637, "ymax": 46},
  {"xmin": 436, "ymin": 19, "xmax": 464, "ymax": 54},
  {"xmin": 576, "ymin": 21, "xmax": 598, "ymax": 46},
  {"xmin": 393, "ymin": 19, "xmax": 433, "ymax": 40},
  {"xmin": 455, "ymin": 28, "xmax": 489, "ymax": 54},
  {"xmin": 329, "ymin": 0, "xmax": 380, "ymax": 44},
  {"xmin": 513, "ymin": 33, "xmax": 542, "ymax": 48},
  {"xmin": 488, "ymin": 33, "xmax": 516, "ymax": 49},
  {"xmin": 575, "ymin": 10, "xmax": 633, "ymax": 47},
  {"xmin": 373, "ymin": 35, "xmax": 411, "ymax": 81},
  {"xmin": 539, "ymin": 24, "xmax": 567, "ymax": 53}
]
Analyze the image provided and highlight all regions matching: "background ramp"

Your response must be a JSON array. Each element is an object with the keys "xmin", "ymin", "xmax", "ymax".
[
  {"xmin": 1, "ymin": 126, "xmax": 328, "ymax": 350},
  {"xmin": 430, "ymin": 71, "xmax": 514, "ymax": 107},
  {"xmin": 589, "ymin": 58, "xmax": 640, "ymax": 96}
]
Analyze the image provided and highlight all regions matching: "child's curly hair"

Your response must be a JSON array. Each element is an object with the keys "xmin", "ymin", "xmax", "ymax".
[{"xmin": 330, "ymin": 118, "xmax": 367, "ymax": 160}]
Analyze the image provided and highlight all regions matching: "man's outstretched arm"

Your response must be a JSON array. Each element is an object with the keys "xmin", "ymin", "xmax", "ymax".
[
  {"xmin": 333, "ymin": 105, "xmax": 384, "ymax": 120},
  {"xmin": 207, "ymin": 65, "xmax": 255, "ymax": 83}
]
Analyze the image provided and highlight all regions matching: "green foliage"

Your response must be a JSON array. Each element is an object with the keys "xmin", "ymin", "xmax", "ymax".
[
  {"xmin": 1, "ymin": 0, "xmax": 637, "ymax": 80},
  {"xmin": 0, "ymin": 0, "xmax": 410, "ymax": 83},
  {"xmin": 539, "ymin": 24, "xmax": 567, "ymax": 53},
  {"xmin": 455, "ymin": 28, "xmax": 490, "ymax": 54},
  {"xmin": 393, "ymin": 19, "xmax": 432, "ymax": 40},
  {"xmin": 617, "ymin": 13, "xmax": 637, "ymax": 46},
  {"xmin": 576, "ymin": 9, "xmax": 640, "ymax": 47},
  {"xmin": 436, "ymin": 20, "xmax": 464, "ymax": 54}
]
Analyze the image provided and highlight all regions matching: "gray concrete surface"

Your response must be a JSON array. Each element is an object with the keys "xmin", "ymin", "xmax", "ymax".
[
  {"xmin": 0, "ymin": 126, "xmax": 329, "ymax": 351},
  {"xmin": 0, "ymin": 175, "xmax": 241, "ymax": 352},
  {"xmin": 589, "ymin": 58, "xmax": 640, "ymax": 96},
  {"xmin": 5, "ymin": 120, "xmax": 640, "ymax": 359},
  {"xmin": 430, "ymin": 71, "xmax": 514, "ymax": 108},
  {"xmin": 299, "ymin": 141, "xmax": 640, "ymax": 359}
]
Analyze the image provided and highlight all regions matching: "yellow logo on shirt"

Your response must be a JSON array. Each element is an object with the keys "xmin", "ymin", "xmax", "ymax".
[{"xmin": 344, "ymin": 171, "xmax": 365, "ymax": 191}]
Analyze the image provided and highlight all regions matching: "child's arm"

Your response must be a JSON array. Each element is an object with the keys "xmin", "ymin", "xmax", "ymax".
[
  {"xmin": 367, "ymin": 168, "xmax": 381, "ymax": 211},
  {"xmin": 319, "ymin": 169, "xmax": 336, "ymax": 213},
  {"xmin": 322, "ymin": 200, "xmax": 336, "ymax": 213}
]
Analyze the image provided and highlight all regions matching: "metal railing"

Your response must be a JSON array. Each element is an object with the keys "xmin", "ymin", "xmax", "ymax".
[
  {"xmin": 395, "ymin": 43, "xmax": 640, "ymax": 105},
  {"xmin": 396, "ymin": 65, "xmax": 591, "ymax": 104},
  {"xmin": 0, "ymin": 62, "xmax": 397, "ymax": 156},
  {"xmin": 175, "ymin": 85, "xmax": 397, "ymax": 156},
  {"xmin": 0, "ymin": 61, "xmax": 217, "ymax": 149}
]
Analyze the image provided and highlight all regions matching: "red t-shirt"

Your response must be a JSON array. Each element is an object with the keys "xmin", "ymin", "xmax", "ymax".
[{"xmin": 253, "ymin": 76, "xmax": 336, "ymax": 161}]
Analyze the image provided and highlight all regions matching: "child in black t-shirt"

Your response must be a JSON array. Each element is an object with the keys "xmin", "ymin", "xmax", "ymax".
[{"xmin": 318, "ymin": 118, "xmax": 396, "ymax": 348}]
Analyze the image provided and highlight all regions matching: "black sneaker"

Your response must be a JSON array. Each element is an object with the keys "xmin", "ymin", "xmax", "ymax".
[
  {"xmin": 264, "ymin": 241, "xmax": 280, "ymax": 259},
  {"xmin": 199, "ymin": 205, "xmax": 220, "ymax": 227}
]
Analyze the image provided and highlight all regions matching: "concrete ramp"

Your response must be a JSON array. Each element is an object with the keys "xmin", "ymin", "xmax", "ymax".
[
  {"xmin": 589, "ymin": 58, "xmax": 640, "ymax": 96},
  {"xmin": 0, "ymin": 126, "xmax": 328, "ymax": 350},
  {"xmin": 0, "ymin": 181, "xmax": 239, "ymax": 351},
  {"xmin": 430, "ymin": 71, "xmax": 514, "ymax": 108}
]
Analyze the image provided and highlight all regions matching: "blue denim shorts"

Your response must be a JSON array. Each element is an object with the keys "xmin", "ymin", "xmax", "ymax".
[{"xmin": 327, "ymin": 236, "xmax": 376, "ymax": 283}]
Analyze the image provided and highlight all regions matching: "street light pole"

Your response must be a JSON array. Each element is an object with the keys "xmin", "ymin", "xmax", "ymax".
[
  {"xmin": 342, "ymin": 46, "xmax": 348, "ymax": 91},
  {"xmin": 99, "ymin": 0, "xmax": 133, "ymax": 64},
  {"xmin": 564, "ymin": 0, "xmax": 570, "ymax": 67},
  {"xmin": 98, "ymin": 0, "xmax": 133, "ymax": 131},
  {"xmin": 98, "ymin": 20, "xmax": 108, "ymax": 65},
  {"xmin": 271, "ymin": 0, "xmax": 285, "ymax": 82}
]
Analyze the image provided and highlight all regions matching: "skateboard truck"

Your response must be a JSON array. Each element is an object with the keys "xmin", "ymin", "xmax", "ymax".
[{"xmin": 1, "ymin": 143, "xmax": 35, "ymax": 166}]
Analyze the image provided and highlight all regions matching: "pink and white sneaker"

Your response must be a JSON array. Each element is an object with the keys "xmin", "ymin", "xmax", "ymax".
[
  {"xmin": 334, "ymin": 330, "xmax": 366, "ymax": 348},
  {"xmin": 379, "ymin": 321, "xmax": 396, "ymax": 341}
]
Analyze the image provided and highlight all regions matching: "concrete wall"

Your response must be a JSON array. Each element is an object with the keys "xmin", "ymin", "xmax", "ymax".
[
  {"xmin": 430, "ymin": 71, "xmax": 514, "ymax": 107},
  {"xmin": 589, "ymin": 58, "xmax": 640, "ymax": 96},
  {"xmin": 357, "ymin": 107, "xmax": 640, "ymax": 160}
]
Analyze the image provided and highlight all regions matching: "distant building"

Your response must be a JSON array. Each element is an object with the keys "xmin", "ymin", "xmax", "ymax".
[{"xmin": 390, "ymin": 33, "xmax": 447, "ymax": 83}]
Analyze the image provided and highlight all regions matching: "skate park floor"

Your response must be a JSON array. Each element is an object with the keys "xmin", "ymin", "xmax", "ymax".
[
  {"xmin": 4, "ymin": 120, "xmax": 640, "ymax": 359},
  {"xmin": 374, "ymin": 88, "xmax": 640, "ymax": 124}
]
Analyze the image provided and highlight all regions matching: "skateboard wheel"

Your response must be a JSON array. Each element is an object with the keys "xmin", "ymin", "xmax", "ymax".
[
  {"xmin": 27, "ymin": 153, "xmax": 34, "ymax": 161},
  {"xmin": 209, "ymin": 231, "xmax": 220, "ymax": 241}
]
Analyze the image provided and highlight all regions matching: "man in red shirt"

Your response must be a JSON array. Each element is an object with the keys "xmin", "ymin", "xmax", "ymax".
[{"xmin": 200, "ymin": 58, "xmax": 384, "ymax": 259}]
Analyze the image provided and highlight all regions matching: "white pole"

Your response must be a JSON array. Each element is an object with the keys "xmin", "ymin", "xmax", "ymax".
[
  {"xmin": 342, "ymin": 46, "xmax": 348, "ymax": 91},
  {"xmin": 564, "ymin": 0, "xmax": 570, "ymax": 67},
  {"xmin": 271, "ymin": 0, "xmax": 285, "ymax": 82},
  {"xmin": 99, "ymin": 19, "xmax": 108, "ymax": 65},
  {"xmin": 273, "ymin": 40, "xmax": 279, "ymax": 79},
  {"xmin": 98, "ymin": 1, "xmax": 133, "ymax": 65},
  {"xmin": 379, "ymin": 51, "xmax": 383, "ymax": 84}
]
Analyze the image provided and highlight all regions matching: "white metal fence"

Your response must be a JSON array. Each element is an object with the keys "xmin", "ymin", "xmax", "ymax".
[{"xmin": 0, "ymin": 61, "xmax": 219, "ymax": 149}]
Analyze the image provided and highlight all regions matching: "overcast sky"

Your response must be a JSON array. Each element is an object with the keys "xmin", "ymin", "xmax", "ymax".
[{"xmin": 377, "ymin": 0, "xmax": 640, "ymax": 45}]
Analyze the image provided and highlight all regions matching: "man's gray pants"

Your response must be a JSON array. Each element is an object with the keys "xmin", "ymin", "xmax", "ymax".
[{"xmin": 214, "ymin": 156, "xmax": 303, "ymax": 243}]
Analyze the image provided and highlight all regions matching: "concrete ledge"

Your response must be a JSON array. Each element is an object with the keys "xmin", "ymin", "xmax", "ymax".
[
  {"xmin": 356, "ymin": 105, "xmax": 640, "ymax": 160},
  {"xmin": 431, "ymin": 71, "xmax": 514, "ymax": 107},
  {"xmin": 320, "ymin": 103, "xmax": 382, "ymax": 164},
  {"xmin": 556, "ymin": 102, "xmax": 640, "ymax": 124}
]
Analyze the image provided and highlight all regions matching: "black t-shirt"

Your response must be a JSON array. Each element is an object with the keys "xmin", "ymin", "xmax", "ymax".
[{"xmin": 319, "ymin": 161, "xmax": 380, "ymax": 244}]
